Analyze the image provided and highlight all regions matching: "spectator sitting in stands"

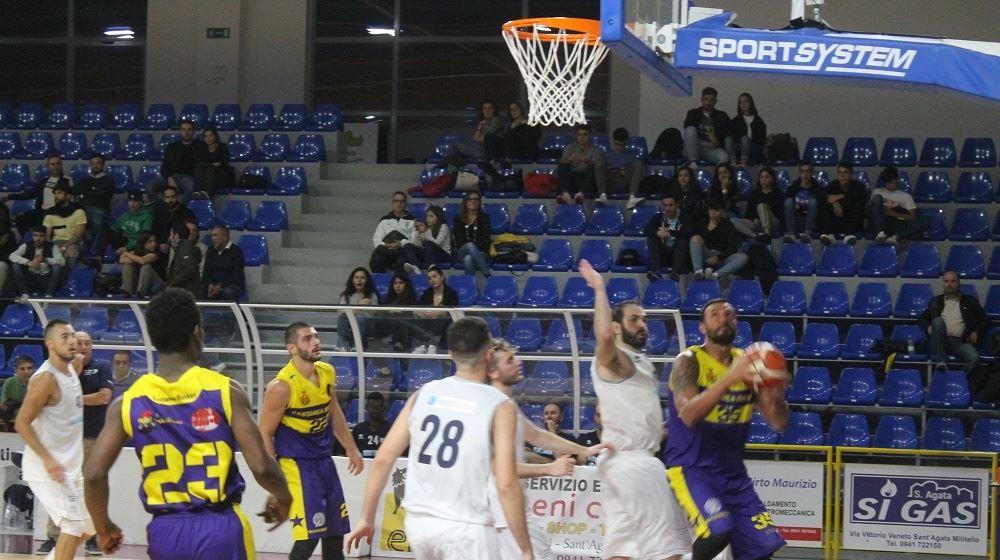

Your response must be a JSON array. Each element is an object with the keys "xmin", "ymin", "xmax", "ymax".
[
  {"xmin": 192, "ymin": 126, "xmax": 234, "ymax": 200},
  {"xmin": 870, "ymin": 165, "xmax": 928, "ymax": 247},
  {"xmin": 0, "ymin": 197, "xmax": 16, "ymax": 291},
  {"xmin": 414, "ymin": 205, "xmax": 451, "ymax": 271},
  {"xmin": 414, "ymin": 265, "xmax": 458, "ymax": 353},
  {"xmin": 378, "ymin": 271, "xmax": 420, "ymax": 352},
  {"xmin": 119, "ymin": 231, "xmax": 165, "ymax": 298},
  {"xmin": 708, "ymin": 162, "xmax": 757, "ymax": 238},
  {"xmin": 335, "ymin": 266, "xmax": 379, "ymax": 351},
  {"xmin": 726, "ymin": 92, "xmax": 766, "ymax": 167},
  {"xmin": 146, "ymin": 119, "xmax": 203, "ymax": 203},
  {"xmin": 667, "ymin": 165, "xmax": 705, "ymax": 222},
  {"xmin": 201, "ymin": 224, "xmax": 245, "ymax": 301},
  {"xmin": 150, "ymin": 184, "xmax": 196, "ymax": 254},
  {"xmin": 745, "ymin": 167, "xmax": 785, "ymax": 240},
  {"xmin": 452, "ymin": 191, "xmax": 492, "ymax": 277},
  {"xmin": 557, "ymin": 124, "xmax": 605, "ymax": 205},
  {"xmin": 643, "ymin": 193, "xmax": 694, "ymax": 282},
  {"xmin": 110, "ymin": 191, "xmax": 154, "ymax": 255},
  {"xmin": 10, "ymin": 226, "xmax": 64, "ymax": 303},
  {"xmin": 603, "ymin": 127, "xmax": 645, "ymax": 210},
  {"xmin": 351, "ymin": 392, "xmax": 389, "ymax": 459},
  {"xmin": 449, "ymin": 99, "xmax": 506, "ymax": 166},
  {"xmin": 919, "ymin": 271, "xmax": 988, "ymax": 373},
  {"xmin": 575, "ymin": 403, "xmax": 602, "ymax": 466},
  {"xmin": 42, "ymin": 182, "xmax": 87, "ymax": 275},
  {"xmin": 690, "ymin": 198, "xmax": 749, "ymax": 284},
  {"xmin": 501, "ymin": 101, "xmax": 540, "ymax": 163},
  {"xmin": 369, "ymin": 191, "xmax": 420, "ymax": 275},
  {"xmin": 527, "ymin": 402, "xmax": 576, "ymax": 463},
  {"xmin": 783, "ymin": 160, "xmax": 821, "ymax": 243},
  {"xmin": 72, "ymin": 152, "xmax": 115, "ymax": 263},
  {"xmin": 181, "ymin": 218, "xmax": 209, "ymax": 274},
  {"xmin": 110, "ymin": 350, "xmax": 142, "ymax": 401},
  {"xmin": 682, "ymin": 86, "xmax": 730, "ymax": 165},
  {"xmin": 0, "ymin": 356, "xmax": 34, "ymax": 431},
  {"xmin": 5, "ymin": 153, "xmax": 72, "ymax": 235},
  {"xmin": 819, "ymin": 162, "xmax": 869, "ymax": 246},
  {"xmin": 166, "ymin": 222, "xmax": 202, "ymax": 297}
]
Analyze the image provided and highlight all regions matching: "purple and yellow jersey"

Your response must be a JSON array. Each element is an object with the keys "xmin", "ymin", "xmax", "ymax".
[
  {"xmin": 664, "ymin": 345, "xmax": 755, "ymax": 474},
  {"xmin": 122, "ymin": 367, "xmax": 245, "ymax": 515},
  {"xmin": 273, "ymin": 360, "xmax": 335, "ymax": 459}
]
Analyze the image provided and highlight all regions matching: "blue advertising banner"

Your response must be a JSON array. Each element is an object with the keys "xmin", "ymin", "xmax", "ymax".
[
  {"xmin": 674, "ymin": 13, "xmax": 1000, "ymax": 103},
  {"xmin": 843, "ymin": 464, "xmax": 989, "ymax": 556}
]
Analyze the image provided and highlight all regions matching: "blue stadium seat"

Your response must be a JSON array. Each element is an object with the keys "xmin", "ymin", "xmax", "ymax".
[
  {"xmin": 542, "ymin": 318, "xmax": 585, "ymax": 352},
  {"xmin": 405, "ymin": 359, "xmax": 444, "ymax": 391},
  {"xmin": 537, "ymin": 134, "xmax": 573, "ymax": 164},
  {"xmin": 828, "ymin": 414, "xmax": 871, "ymax": 447},
  {"xmin": 858, "ymin": 245, "xmax": 898, "ymax": 277},
  {"xmin": 307, "ymin": 103, "xmax": 343, "ymax": 131},
  {"xmin": 913, "ymin": 171, "xmax": 952, "ymax": 202},
  {"xmin": 786, "ymin": 366, "xmax": 832, "ymax": 404},
  {"xmin": 958, "ymin": 137, "xmax": 997, "ymax": 168},
  {"xmin": 272, "ymin": 103, "xmax": 308, "ymax": 131},
  {"xmin": 0, "ymin": 164, "xmax": 31, "ymax": 192},
  {"xmin": 842, "ymin": 324, "xmax": 883, "ymax": 360},
  {"xmin": 591, "ymin": 135, "xmax": 610, "ymax": 153},
  {"xmin": 74, "ymin": 307, "xmax": 109, "ymax": 333},
  {"xmin": 218, "ymin": 200, "xmax": 252, "ymax": 230},
  {"xmin": 667, "ymin": 320, "xmax": 702, "ymax": 354},
  {"xmin": 645, "ymin": 320, "xmax": 669, "ymax": 355},
  {"xmin": 576, "ymin": 239, "xmax": 613, "ymax": 272},
  {"xmin": 780, "ymin": 412, "xmax": 824, "ymax": 445},
  {"xmin": 954, "ymin": 171, "xmax": 994, "ymax": 203},
  {"xmin": 531, "ymin": 239, "xmax": 573, "ymax": 272},
  {"xmin": 945, "ymin": 245, "xmax": 985, "ymax": 278},
  {"xmin": 425, "ymin": 135, "xmax": 464, "ymax": 164},
  {"xmin": 802, "ymin": 137, "xmax": 838, "ymax": 166},
  {"xmin": 178, "ymin": 104, "xmax": 209, "ymax": 129},
  {"xmin": 409, "ymin": 273, "xmax": 429, "ymax": 296},
  {"xmin": 106, "ymin": 103, "xmax": 141, "ymax": 129},
  {"xmin": 187, "ymin": 200, "xmax": 215, "ymax": 229},
  {"xmin": 11, "ymin": 103, "xmax": 43, "ymax": 129},
  {"xmin": 135, "ymin": 165, "xmax": 159, "ymax": 192},
  {"xmin": 989, "ymin": 248, "xmax": 1000, "ymax": 281},
  {"xmin": 237, "ymin": 235, "xmax": 269, "ymax": 266},
  {"xmin": 0, "ymin": 102, "xmax": 9, "ymax": 128},
  {"xmin": 925, "ymin": 371, "xmax": 971, "ymax": 409},
  {"xmin": 19, "ymin": 132, "xmax": 55, "ymax": 159},
  {"xmin": 815, "ymin": 244, "xmax": 856, "ymax": 277},
  {"xmin": 69, "ymin": 163, "xmax": 89, "ymax": 184},
  {"xmin": 894, "ymin": 283, "xmax": 934, "ymax": 317},
  {"xmin": 210, "ymin": 103, "xmax": 242, "ymax": 130},
  {"xmin": 606, "ymin": 278, "xmax": 640, "ymax": 306},
  {"xmin": 364, "ymin": 359, "xmax": 400, "ymax": 392},
  {"xmin": 38, "ymin": 103, "xmax": 73, "ymax": 130},
  {"xmin": 10, "ymin": 197, "xmax": 37, "ymax": 217},
  {"xmin": 524, "ymin": 362, "xmax": 570, "ymax": 396},
  {"xmin": 889, "ymin": 324, "xmax": 929, "ymax": 361},
  {"xmin": 288, "ymin": 133, "xmax": 326, "ymax": 162},
  {"xmin": 106, "ymin": 164, "xmax": 133, "ymax": 193},
  {"xmin": 585, "ymin": 205, "xmax": 625, "ymax": 235},
  {"xmin": 329, "ymin": 357, "xmax": 358, "ymax": 391},
  {"xmin": 116, "ymin": 133, "xmax": 151, "ymax": 161},
  {"xmin": 694, "ymin": 168, "xmax": 712, "ymax": 192},
  {"xmin": 734, "ymin": 168, "xmax": 752, "ymax": 199},
  {"xmin": 798, "ymin": 323, "xmax": 840, "ymax": 359},
  {"xmin": 776, "ymin": 243, "xmax": 815, "ymax": 276},
  {"xmin": 854, "ymin": 170, "xmax": 870, "ymax": 190},
  {"xmin": 643, "ymin": 279, "xmax": 680, "ymax": 309},
  {"xmin": 808, "ymin": 281, "xmax": 849, "ymax": 317},
  {"xmin": 482, "ymin": 203, "xmax": 510, "ymax": 234},
  {"xmin": 505, "ymin": 318, "xmax": 542, "ymax": 352},
  {"xmin": 680, "ymin": 279, "xmax": 721, "ymax": 314},
  {"xmin": 879, "ymin": 369, "xmax": 924, "ymax": 407},
  {"xmin": 477, "ymin": 276, "xmax": 518, "ymax": 306},
  {"xmin": 89, "ymin": 132, "xmax": 121, "ymax": 160},
  {"xmin": 764, "ymin": 280, "xmax": 806, "ymax": 315},
  {"xmin": 255, "ymin": 134, "xmax": 291, "ymax": 161},
  {"xmin": 510, "ymin": 204, "xmax": 547, "ymax": 235},
  {"xmin": 733, "ymin": 320, "xmax": 753, "ymax": 348},
  {"xmin": 226, "ymin": 133, "xmax": 256, "ymax": 162},
  {"xmin": 0, "ymin": 132, "xmax": 21, "ymax": 160},
  {"xmin": 246, "ymin": 200, "xmax": 289, "ymax": 232},
  {"xmin": 971, "ymin": 419, "xmax": 1000, "ymax": 452},
  {"xmin": 108, "ymin": 310, "xmax": 142, "ymax": 342},
  {"xmin": 918, "ymin": 137, "xmax": 957, "ymax": 167},
  {"xmin": 148, "ymin": 133, "xmax": 178, "ymax": 160},
  {"xmin": 775, "ymin": 170, "xmax": 790, "ymax": 192},
  {"xmin": 519, "ymin": 276, "xmax": 559, "ymax": 307},
  {"xmin": 141, "ymin": 103, "xmax": 176, "ymax": 130},
  {"xmin": 850, "ymin": 282, "xmax": 892, "ymax": 317},
  {"xmin": 611, "ymin": 240, "xmax": 648, "ymax": 273},
  {"xmin": 269, "ymin": 166, "xmax": 305, "ymax": 196},
  {"xmin": 0, "ymin": 304, "xmax": 35, "ymax": 337},
  {"xmin": 242, "ymin": 103, "xmax": 275, "ymax": 131},
  {"xmin": 921, "ymin": 417, "xmax": 964, "ymax": 451},
  {"xmin": 878, "ymin": 137, "xmax": 917, "ymax": 167},
  {"xmin": 484, "ymin": 168, "xmax": 522, "ymax": 199},
  {"xmin": 758, "ymin": 321, "xmax": 797, "ymax": 357},
  {"xmin": 916, "ymin": 208, "xmax": 946, "ymax": 241},
  {"xmin": 625, "ymin": 136, "xmax": 649, "ymax": 159},
  {"xmin": 899, "ymin": 244, "xmax": 941, "ymax": 278},
  {"xmin": 344, "ymin": 399, "xmax": 360, "ymax": 424},
  {"xmin": 56, "ymin": 132, "xmax": 86, "ymax": 160},
  {"xmin": 407, "ymin": 202, "xmax": 429, "ymax": 219},
  {"xmin": 842, "ymin": 137, "xmax": 877, "ymax": 167},
  {"xmin": 446, "ymin": 275, "xmax": 478, "ymax": 306},
  {"xmin": 812, "ymin": 170, "xmax": 829, "ymax": 188},
  {"xmin": 8, "ymin": 345, "xmax": 43, "ymax": 374},
  {"xmin": 948, "ymin": 208, "xmax": 989, "ymax": 241},
  {"xmin": 559, "ymin": 277, "xmax": 594, "ymax": 308},
  {"xmin": 546, "ymin": 205, "xmax": 586, "ymax": 234},
  {"xmin": 874, "ymin": 416, "xmax": 918, "ymax": 449},
  {"xmin": 728, "ymin": 279, "xmax": 763, "ymax": 314},
  {"xmin": 833, "ymin": 368, "xmax": 878, "ymax": 405},
  {"xmin": 747, "ymin": 411, "xmax": 778, "ymax": 444},
  {"xmin": 624, "ymin": 205, "xmax": 658, "ymax": 236}
]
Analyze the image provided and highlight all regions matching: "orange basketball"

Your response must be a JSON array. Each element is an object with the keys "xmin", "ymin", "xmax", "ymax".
[{"xmin": 743, "ymin": 342, "xmax": 790, "ymax": 390}]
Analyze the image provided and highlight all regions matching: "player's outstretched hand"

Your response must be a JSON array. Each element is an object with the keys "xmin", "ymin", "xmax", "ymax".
[
  {"xmin": 577, "ymin": 259, "xmax": 605, "ymax": 290},
  {"xmin": 97, "ymin": 524, "xmax": 124, "ymax": 554},
  {"xmin": 585, "ymin": 442, "xmax": 613, "ymax": 458},
  {"xmin": 258, "ymin": 494, "xmax": 290, "ymax": 531},
  {"xmin": 345, "ymin": 520, "xmax": 375, "ymax": 554},
  {"xmin": 548, "ymin": 455, "xmax": 575, "ymax": 477},
  {"xmin": 347, "ymin": 450, "xmax": 364, "ymax": 475}
]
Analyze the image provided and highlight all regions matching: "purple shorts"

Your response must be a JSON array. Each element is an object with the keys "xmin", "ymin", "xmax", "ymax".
[
  {"xmin": 146, "ymin": 506, "xmax": 253, "ymax": 560},
  {"xmin": 280, "ymin": 456, "xmax": 351, "ymax": 541}
]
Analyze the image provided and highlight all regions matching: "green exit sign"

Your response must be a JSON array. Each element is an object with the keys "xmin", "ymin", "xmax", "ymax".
[{"xmin": 206, "ymin": 27, "xmax": 230, "ymax": 39}]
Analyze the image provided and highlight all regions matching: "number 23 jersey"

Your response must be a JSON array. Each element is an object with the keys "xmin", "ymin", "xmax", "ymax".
[
  {"xmin": 403, "ymin": 376, "xmax": 508, "ymax": 525},
  {"xmin": 122, "ymin": 367, "xmax": 245, "ymax": 515}
]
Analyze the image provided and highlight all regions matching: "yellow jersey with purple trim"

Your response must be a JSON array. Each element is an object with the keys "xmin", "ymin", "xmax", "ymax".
[{"xmin": 273, "ymin": 360, "xmax": 335, "ymax": 459}]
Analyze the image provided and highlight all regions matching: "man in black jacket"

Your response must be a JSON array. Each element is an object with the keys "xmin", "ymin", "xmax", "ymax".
[
  {"xmin": 201, "ymin": 225, "xmax": 245, "ymax": 301},
  {"xmin": 782, "ymin": 160, "xmax": 822, "ymax": 243},
  {"xmin": 643, "ymin": 193, "xmax": 693, "ymax": 282},
  {"xmin": 72, "ymin": 152, "xmax": 115, "ymax": 261},
  {"xmin": 919, "ymin": 271, "xmax": 989, "ymax": 372},
  {"xmin": 146, "ymin": 119, "xmax": 202, "ymax": 204},
  {"xmin": 166, "ymin": 223, "xmax": 202, "ymax": 297},
  {"xmin": 682, "ymin": 86, "xmax": 730, "ymax": 165},
  {"xmin": 150, "ymin": 185, "xmax": 197, "ymax": 253},
  {"xmin": 818, "ymin": 162, "xmax": 868, "ymax": 246}
]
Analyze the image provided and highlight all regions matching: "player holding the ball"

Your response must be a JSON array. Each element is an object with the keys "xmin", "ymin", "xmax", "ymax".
[{"xmin": 664, "ymin": 298, "xmax": 789, "ymax": 560}]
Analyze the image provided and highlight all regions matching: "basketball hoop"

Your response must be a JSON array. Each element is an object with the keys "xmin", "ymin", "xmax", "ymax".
[{"xmin": 502, "ymin": 18, "xmax": 608, "ymax": 127}]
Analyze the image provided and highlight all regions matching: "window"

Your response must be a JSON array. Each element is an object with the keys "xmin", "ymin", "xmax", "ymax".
[
  {"xmin": 74, "ymin": 46, "xmax": 144, "ymax": 105},
  {"xmin": 0, "ymin": 45, "xmax": 67, "ymax": 104},
  {"xmin": 74, "ymin": 0, "xmax": 147, "ymax": 37},
  {"xmin": 400, "ymin": 0, "xmax": 522, "ymax": 37},
  {"xmin": 0, "ymin": 0, "xmax": 68, "ymax": 37},
  {"xmin": 399, "ymin": 42, "xmax": 520, "ymax": 111},
  {"xmin": 316, "ymin": 0, "xmax": 394, "ymax": 37},
  {"xmin": 314, "ymin": 43, "xmax": 393, "ymax": 110}
]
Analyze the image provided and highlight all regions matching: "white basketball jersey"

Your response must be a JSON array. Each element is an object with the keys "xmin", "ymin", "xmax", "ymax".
[
  {"xmin": 404, "ymin": 376, "xmax": 509, "ymax": 524},
  {"xmin": 490, "ymin": 409, "xmax": 527, "ymax": 528},
  {"xmin": 591, "ymin": 345, "xmax": 662, "ymax": 454},
  {"xmin": 22, "ymin": 361, "xmax": 84, "ymax": 482}
]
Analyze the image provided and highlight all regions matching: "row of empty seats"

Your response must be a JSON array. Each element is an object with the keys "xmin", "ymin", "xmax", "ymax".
[
  {"xmin": 0, "ymin": 102, "xmax": 343, "ymax": 132},
  {"xmin": 777, "ymin": 242, "xmax": 1000, "ymax": 278}
]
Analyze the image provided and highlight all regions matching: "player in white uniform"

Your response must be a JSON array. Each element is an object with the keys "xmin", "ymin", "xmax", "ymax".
[
  {"xmin": 345, "ymin": 317, "xmax": 533, "ymax": 560},
  {"xmin": 579, "ymin": 259, "xmax": 692, "ymax": 560},
  {"xmin": 15, "ymin": 319, "xmax": 94, "ymax": 560},
  {"xmin": 487, "ymin": 339, "xmax": 611, "ymax": 559}
]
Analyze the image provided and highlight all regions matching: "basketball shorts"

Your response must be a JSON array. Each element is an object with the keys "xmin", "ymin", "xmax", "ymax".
[
  {"xmin": 146, "ymin": 505, "xmax": 254, "ymax": 560},
  {"xmin": 280, "ymin": 456, "xmax": 351, "ymax": 540},
  {"xmin": 28, "ymin": 477, "xmax": 94, "ymax": 538},
  {"xmin": 666, "ymin": 465, "xmax": 786, "ymax": 560},
  {"xmin": 598, "ymin": 452, "xmax": 691, "ymax": 560},
  {"xmin": 498, "ymin": 511, "xmax": 551, "ymax": 560},
  {"xmin": 404, "ymin": 512, "xmax": 499, "ymax": 560}
]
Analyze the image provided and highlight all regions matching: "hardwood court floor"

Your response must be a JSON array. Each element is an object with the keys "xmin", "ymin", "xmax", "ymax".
[{"xmin": 0, "ymin": 542, "xmax": 397, "ymax": 559}]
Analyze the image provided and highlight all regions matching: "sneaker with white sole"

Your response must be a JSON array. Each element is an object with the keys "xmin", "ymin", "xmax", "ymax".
[
  {"xmin": 693, "ymin": 269, "xmax": 704, "ymax": 280},
  {"xmin": 35, "ymin": 539, "xmax": 56, "ymax": 555},
  {"xmin": 412, "ymin": 345, "xmax": 427, "ymax": 354},
  {"xmin": 798, "ymin": 233, "xmax": 812, "ymax": 243},
  {"xmin": 85, "ymin": 536, "xmax": 103, "ymax": 556},
  {"xmin": 874, "ymin": 231, "xmax": 888, "ymax": 244},
  {"xmin": 573, "ymin": 192, "xmax": 585, "ymax": 204},
  {"xmin": 595, "ymin": 193, "xmax": 608, "ymax": 206},
  {"xmin": 403, "ymin": 263, "xmax": 420, "ymax": 275},
  {"xmin": 556, "ymin": 192, "xmax": 571, "ymax": 204},
  {"xmin": 885, "ymin": 234, "xmax": 898, "ymax": 246},
  {"xmin": 844, "ymin": 234, "xmax": 857, "ymax": 246},
  {"xmin": 625, "ymin": 195, "xmax": 644, "ymax": 210},
  {"xmin": 14, "ymin": 293, "xmax": 30, "ymax": 305},
  {"xmin": 783, "ymin": 233, "xmax": 796, "ymax": 243},
  {"xmin": 705, "ymin": 268, "xmax": 715, "ymax": 280},
  {"xmin": 426, "ymin": 345, "xmax": 438, "ymax": 354},
  {"xmin": 819, "ymin": 234, "xmax": 835, "ymax": 246}
]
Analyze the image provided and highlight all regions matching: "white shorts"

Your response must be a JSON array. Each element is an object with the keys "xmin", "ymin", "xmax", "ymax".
[
  {"xmin": 27, "ymin": 477, "xmax": 95, "ymax": 538},
  {"xmin": 597, "ymin": 453, "xmax": 691, "ymax": 560},
  {"xmin": 498, "ymin": 512, "xmax": 551, "ymax": 560},
  {"xmin": 405, "ymin": 512, "xmax": 499, "ymax": 560}
]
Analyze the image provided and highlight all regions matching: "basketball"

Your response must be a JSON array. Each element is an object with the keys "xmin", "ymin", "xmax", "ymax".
[{"xmin": 743, "ymin": 342, "xmax": 790, "ymax": 390}]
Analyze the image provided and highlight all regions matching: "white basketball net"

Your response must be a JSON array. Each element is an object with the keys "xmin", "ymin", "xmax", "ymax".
[{"xmin": 503, "ymin": 23, "xmax": 608, "ymax": 127}]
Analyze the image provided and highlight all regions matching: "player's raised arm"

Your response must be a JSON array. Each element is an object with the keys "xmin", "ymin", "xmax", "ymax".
[
  {"xmin": 14, "ymin": 372, "xmax": 61, "ymax": 482},
  {"xmin": 521, "ymin": 415, "xmax": 609, "ymax": 460},
  {"xmin": 578, "ymin": 259, "xmax": 617, "ymax": 370},
  {"xmin": 329, "ymin": 395, "xmax": 364, "ymax": 475},
  {"xmin": 257, "ymin": 379, "xmax": 290, "ymax": 458},
  {"xmin": 83, "ymin": 398, "xmax": 127, "ymax": 554},
  {"xmin": 493, "ymin": 400, "xmax": 532, "ymax": 560},
  {"xmin": 671, "ymin": 350, "xmax": 750, "ymax": 428}
]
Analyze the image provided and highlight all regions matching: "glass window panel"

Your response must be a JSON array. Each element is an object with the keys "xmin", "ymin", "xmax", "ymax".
[
  {"xmin": 314, "ymin": 43, "xmax": 393, "ymax": 110},
  {"xmin": 526, "ymin": 0, "xmax": 600, "ymax": 19},
  {"xmin": 74, "ymin": 0, "xmax": 147, "ymax": 37},
  {"xmin": 316, "ymin": 0, "xmax": 395, "ymax": 37},
  {"xmin": 399, "ymin": 42, "xmax": 521, "ymax": 111},
  {"xmin": 74, "ymin": 46, "xmax": 144, "ymax": 105},
  {"xmin": 0, "ymin": 44, "xmax": 67, "ymax": 104},
  {"xmin": 396, "ymin": 116, "xmax": 476, "ymax": 163},
  {"xmin": 400, "ymin": 0, "xmax": 521, "ymax": 37},
  {"xmin": 0, "ymin": 0, "xmax": 67, "ymax": 37}
]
